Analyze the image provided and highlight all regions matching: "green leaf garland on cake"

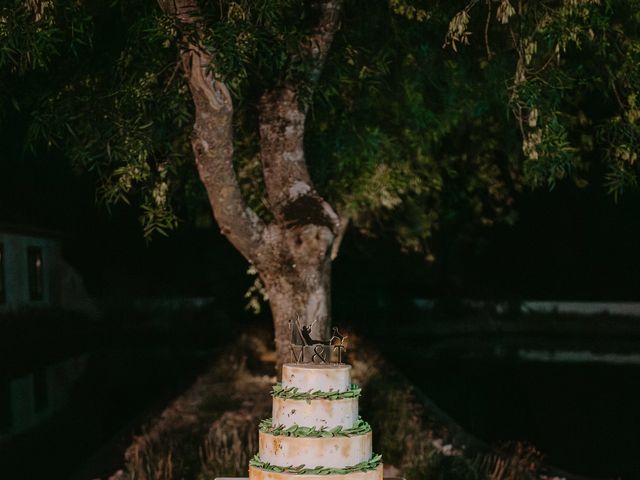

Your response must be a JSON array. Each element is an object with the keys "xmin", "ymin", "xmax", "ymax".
[
  {"xmin": 249, "ymin": 453, "xmax": 382, "ymax": 475},
  {"xmin": 271, "ymin": 383, "xmax": 362, "ymax": 400},
  {"xmin": 259, "ymin": 417, "xmax": 372, "ymax": 438}
]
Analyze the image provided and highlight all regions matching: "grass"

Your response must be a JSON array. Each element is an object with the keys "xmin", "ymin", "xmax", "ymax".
[
  {"xmin": 114, "ymin": 332, "xmax": 272, "ymax": 480},
  {"xmin": 109, "ymin": 329, "xmax": 565, "ymax": 480},
  {"xmin": 199, "ymin": 410, "xmax": 260, "ymax": 479}
]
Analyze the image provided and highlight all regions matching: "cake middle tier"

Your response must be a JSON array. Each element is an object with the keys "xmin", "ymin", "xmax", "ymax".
[
  {"xmin": 272, "ymin": 397, "xmax": 359, "ymax": 429},
  {"xmin": 259, "ymin": 431, "xmax": 372, "ymax": 468},
  {"xmin": 282, "ymin": 363, "xmax": 352, "ymax": 392}
]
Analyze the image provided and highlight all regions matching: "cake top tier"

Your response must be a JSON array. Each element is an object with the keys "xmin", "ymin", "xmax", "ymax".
[{"xmin": 282, "ymin": 363, "xmax": 352, "ymax": 392}]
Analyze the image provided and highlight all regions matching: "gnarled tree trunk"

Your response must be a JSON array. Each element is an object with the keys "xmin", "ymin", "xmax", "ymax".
[
  {"xmin": 261, "ymin": 252, "xmax": 332, "ymax": 370},
  {"xmin": 161, "ymin": 0, "xmax": 344, "ymax": 375},
  {"xmin": 256, "ymin": 83, "xmax": 339, "ymax": 369}
]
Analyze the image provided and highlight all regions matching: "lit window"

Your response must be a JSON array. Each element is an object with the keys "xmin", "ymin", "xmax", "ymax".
[
  {"xmin": 0, "ymin": 380, "xmax": 10, "ymax": 432},
  {"xmin": 0, "ymin": 243, "xmax": 5, "ymax": 304},
  {"xmin": 27, "ymin": 247, "xmax": 44, "ymax": 301}
]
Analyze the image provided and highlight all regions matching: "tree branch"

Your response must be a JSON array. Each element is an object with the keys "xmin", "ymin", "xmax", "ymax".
[
  {"xmin": 160, "ymin": 0, "xmax": 265, "ymax": 263},
  {"xmin": 330, "ymin": 210, "xmax": 350, "ymax": 260},
  {"xmin": 307, "ymin": 0, "xmax": 343, "ymax": 84},
  {"xmin": 258, "ymin": 0, "xmax": 343, "ymax": 233}
]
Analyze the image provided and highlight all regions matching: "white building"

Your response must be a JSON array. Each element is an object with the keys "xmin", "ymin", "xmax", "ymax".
[
  {"xmin": 0, "ymin": 225, "xmax": 89, "ymax": 312},
  {"xmin": 0, "ymin": 224, "xmax": 92, "ymax": 438}
]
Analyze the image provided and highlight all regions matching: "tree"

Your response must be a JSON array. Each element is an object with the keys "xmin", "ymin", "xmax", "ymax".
[{"xmin": 2, "ymin": 0, "xmax": 640, "ymax": 370}]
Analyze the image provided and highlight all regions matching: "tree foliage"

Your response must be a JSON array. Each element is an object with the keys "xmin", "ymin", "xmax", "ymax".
[{"xmin": 2, "ymin": 0, "xmax": 640, "ymax": 256}]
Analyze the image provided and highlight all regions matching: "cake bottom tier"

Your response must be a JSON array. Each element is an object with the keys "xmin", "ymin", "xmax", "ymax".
[{"xmin": 249, "ymin": 464, "xmax": 383, "ymax": 480}]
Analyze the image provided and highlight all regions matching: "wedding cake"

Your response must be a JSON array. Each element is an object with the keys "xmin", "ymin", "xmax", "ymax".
[{"xmin": 248, "ymin": 360, "xmax": 383, "ymax": 480}]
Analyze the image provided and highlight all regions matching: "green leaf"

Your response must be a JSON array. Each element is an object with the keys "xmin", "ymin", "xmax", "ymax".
[{"xmin": 270, "ymin": 383, "xmax": 362, "ymax": 401}]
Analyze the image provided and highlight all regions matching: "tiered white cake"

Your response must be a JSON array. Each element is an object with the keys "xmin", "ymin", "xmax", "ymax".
[{"xmin": 249, "ymin": 363, "xmax": 383, "ymax": 479}]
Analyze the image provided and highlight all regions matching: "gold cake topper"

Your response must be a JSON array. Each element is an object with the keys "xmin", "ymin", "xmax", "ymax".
[{"xmin": 289, "ymin": 316, "xmax": 347, "ymax": 364}]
